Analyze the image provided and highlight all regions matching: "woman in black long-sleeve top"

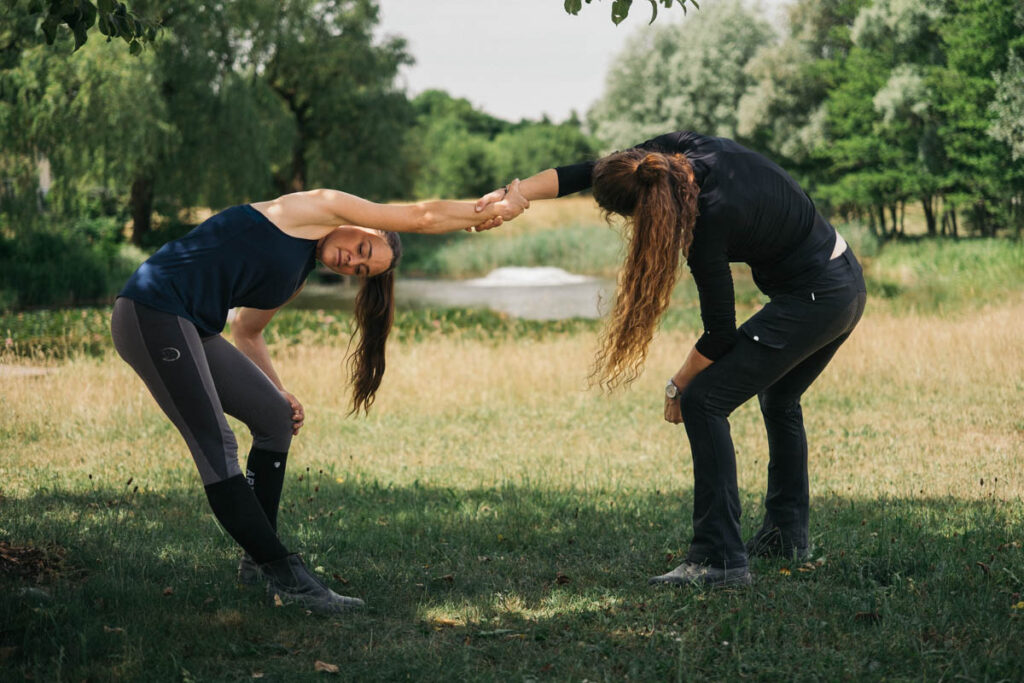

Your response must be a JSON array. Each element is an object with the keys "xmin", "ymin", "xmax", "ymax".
[{"xmin": 476, "ymin": 131, "xmax": 866, "ymax": 587}]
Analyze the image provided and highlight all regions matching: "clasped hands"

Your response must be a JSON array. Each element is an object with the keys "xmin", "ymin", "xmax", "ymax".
[{"xmin": 467, "ymin": 178, "xmax": 529, "ymax": 232}]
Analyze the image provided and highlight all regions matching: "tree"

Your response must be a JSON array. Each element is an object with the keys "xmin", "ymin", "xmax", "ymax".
[
  {"xmin": 489, "ymin": 120, "xmax": 598, "ymax": 186},
  {"xmin": 933, "ymin": 0, "xmax": 1024, "ymax": 236},
  {"xmin": 736, "ymin": 0, "xmax": 868, "ymax": 184},
  {"xmin": 244, "ymin": 0, "xmax": 414, "ymax": 199},
  {"xmin": 588, "ymin": 0, "xmax": 774, "ymax": 150},
  {"xmin": 406, "ymin": 91, "xmax": 509, "ymax": 199}
]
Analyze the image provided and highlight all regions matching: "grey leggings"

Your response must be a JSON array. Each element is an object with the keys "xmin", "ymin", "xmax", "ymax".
[{"xmin": 110, "ymin": 297, "xmax": 293, "ymax": 486}]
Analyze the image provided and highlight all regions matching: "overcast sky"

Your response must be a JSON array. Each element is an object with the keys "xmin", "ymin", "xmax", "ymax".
[{"xmin": 374, "ymin": 0, "xmax": 789, "ymax": 123}]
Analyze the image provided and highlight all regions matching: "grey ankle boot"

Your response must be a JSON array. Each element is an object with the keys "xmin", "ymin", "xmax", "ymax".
[
  {"xmin": 260, "ymin": 554, "xmax": 365, "ymax": 613},
  {"xmin": 745, "ymin": 519, "xmax": 810, "ymax": 560},
  {"xmin": 238, "ymin": 554, "xmax": 262, "ymax": 585},
  {"xmin": 648, "ymin": 561, "xmax": 752, "ymax": 588}
]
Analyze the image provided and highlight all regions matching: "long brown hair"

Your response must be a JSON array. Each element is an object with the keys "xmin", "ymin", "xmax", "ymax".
[
  {"xmin": 348, "ymin": 230, "xmax": 403, "ymax": 414},
  {"xmin": 590, "ymin": 149, "xmax": 700, "ymax": 390}
]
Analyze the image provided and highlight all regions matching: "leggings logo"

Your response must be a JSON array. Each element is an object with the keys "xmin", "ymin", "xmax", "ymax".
[{"xmin": 160, "ymin": 347, "xmax": 181, "ymax": 362}]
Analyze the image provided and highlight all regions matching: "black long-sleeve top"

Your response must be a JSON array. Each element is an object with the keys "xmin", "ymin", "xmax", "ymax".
[{"xmin": 555, "ymin": 131, "xmax": 837, "ymax": 360}]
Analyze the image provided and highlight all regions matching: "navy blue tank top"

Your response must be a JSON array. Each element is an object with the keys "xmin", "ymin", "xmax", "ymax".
[{"xmin": 119, "ymin": 205, "xmax": 317, "ymax": 336}]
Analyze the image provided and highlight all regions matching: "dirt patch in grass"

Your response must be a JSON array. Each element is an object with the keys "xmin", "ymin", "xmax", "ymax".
[{"xmin": 0, "ymin": 541, "xmax": 75, "ymax": 583}]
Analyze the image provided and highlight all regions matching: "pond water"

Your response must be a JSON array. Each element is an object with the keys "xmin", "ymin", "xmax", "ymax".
[{"xmin": 295, "ymin": 267, "xmax": 613, "ymax": 320}]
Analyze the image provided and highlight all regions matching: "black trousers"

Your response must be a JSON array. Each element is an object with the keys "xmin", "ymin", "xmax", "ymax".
[{"xmin": 679, "ymin": 249, "xmax": 867, "ymax": 569}]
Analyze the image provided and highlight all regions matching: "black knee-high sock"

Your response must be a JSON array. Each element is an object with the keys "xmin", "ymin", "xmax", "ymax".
[
  {"xmin": 245, "ymin": 447, "xmax": 288, "ymax": 531},
  {"xmin": 204, "ymin": 474, "xmax": 288, "ymax": 564}
]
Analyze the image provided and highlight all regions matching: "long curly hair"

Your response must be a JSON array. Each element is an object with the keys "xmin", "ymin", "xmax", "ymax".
[
  {"xmin": 348, "ymin": 230, "xmax": 402, "ymax": 414},
  {"xmin": 590, "ymin": 149, "xmax": 700, "ymax": 390}
]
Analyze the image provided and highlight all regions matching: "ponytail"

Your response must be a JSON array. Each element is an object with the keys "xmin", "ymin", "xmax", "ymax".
[
  {"xmin": 590, "ymin": 150, "xmax": 699, "ymax": 390},
  {"xmin": 348, "ymin": 231, "xmax": 402, "ymax": 414}
]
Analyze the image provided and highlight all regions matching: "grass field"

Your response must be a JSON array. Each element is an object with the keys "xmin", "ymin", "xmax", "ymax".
[{"xmin": 1, "ymin": 221, "xmax": 1023, "ymax": 681}]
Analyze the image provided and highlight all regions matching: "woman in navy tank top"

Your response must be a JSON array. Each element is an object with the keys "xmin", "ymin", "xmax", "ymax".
[{"xmin": 111, "ymin": 184, "xmax": 528, "ymax": 613}]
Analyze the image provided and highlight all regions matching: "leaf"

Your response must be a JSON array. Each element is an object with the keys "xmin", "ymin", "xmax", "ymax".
[
  {"xmin": 162, "ymin": 586, "xmax": 173, "ymax": 596},
  {"xmin": 611, "ymin": 0, "xmax": 632, "ymax": 25},
  {"xmin": 564, "ymin": 0, "xmax": 582, "ymax": 15},
  {"xmin": 97, "ymin": 0, "xmax": 114, "ymax": 13},
  {"xmin": 41, "ymin": 15, "xmax": 60, "ymax": 44},
  {"xmin": 72, "ymin": 23, "xmax": 89, "ymax": 51},
  {"xmin": 103, "ymin": 625, "xmax": 125, "ymax": 634},
  {"xmin": 314, "ymin": 660, "xmax": 339, "ymax": 674}
]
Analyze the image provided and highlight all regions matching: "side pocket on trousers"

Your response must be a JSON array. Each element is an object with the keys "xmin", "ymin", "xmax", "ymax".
[{"xmin": 738, "ymin": 320, "xmax": 787, "ymax": 349}]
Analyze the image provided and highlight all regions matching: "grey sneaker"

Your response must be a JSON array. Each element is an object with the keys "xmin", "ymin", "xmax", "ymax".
[
  {"xmin": 260, "ymin": 554, "xmax": 365, "ymax": 613},
  {"xmin": 745, "ymin": 523, "xmax": 809, "ymax": 560},
  {"xmin": 238, "ymin": 554, "xmax": 263, "ymax": 585},
  {"xmin": 648, "ymin": 562, "xmax": 752, "ymax": 588}
]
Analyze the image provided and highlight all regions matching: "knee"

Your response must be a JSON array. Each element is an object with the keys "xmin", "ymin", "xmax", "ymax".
[
  {"xmin": 759, "ymin": 392, "xmax": 802, "ymax": 419},
  {"xmin": 679, "ymin": 382, "xmax": 711, "ymax": 420},
  {"xmin": 251, "ymin": 392, "xmax": 294, "ymax": 451}
]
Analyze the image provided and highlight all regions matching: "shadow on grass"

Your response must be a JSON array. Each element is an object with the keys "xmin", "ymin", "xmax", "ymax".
[{"xmin": 1, "ymin": 480, "xmax": 1022, "ymax": 681}]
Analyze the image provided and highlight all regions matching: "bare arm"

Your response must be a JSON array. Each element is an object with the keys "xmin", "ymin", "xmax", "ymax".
[
  {"xmin": 231, "ymin": 297, "xmax": 306, "ymax": 434},
  {"xmin": 254, "ymin": 180, "xmax": 528, "ymax": 239}
]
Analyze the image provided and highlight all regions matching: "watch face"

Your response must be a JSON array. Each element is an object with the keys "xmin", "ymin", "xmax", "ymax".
[{"xmin": 666, "ymin": 382, "xmax": 678, "ymax": 398}]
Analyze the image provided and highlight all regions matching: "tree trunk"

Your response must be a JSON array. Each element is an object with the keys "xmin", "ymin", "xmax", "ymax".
[
  {"xmin": 877, "ymin": 205, "xmax": 887, "ymax": 237},
  {"xmin": 922, "ymin": 196, "xmax": 936, "ymax": 236},
  {"xmin": 951, "ymin": 207, "xmax": 959, "ymax": 239},
  {"xmin": 889, "ymin": 204, "xmax": 899, "ymax": 237},
  {"xmin": 130, "ymin": 176, "xmax": 155, "ymax": 247}
]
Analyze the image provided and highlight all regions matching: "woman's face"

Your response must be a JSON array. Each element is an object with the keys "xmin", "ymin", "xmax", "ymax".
[{"xmin": 317, "ymin": 226, "xmax": 393, "ymax": 277}]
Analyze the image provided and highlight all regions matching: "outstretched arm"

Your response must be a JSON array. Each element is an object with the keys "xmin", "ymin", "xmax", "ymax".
[{"xmin": 255, "ymin": 180, "xmax": 529, "ymax": 238}]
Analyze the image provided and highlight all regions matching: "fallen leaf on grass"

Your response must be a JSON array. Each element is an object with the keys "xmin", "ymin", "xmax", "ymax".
[
  {"xmin": 102, "ymin": 626, "xmax": 124, "ymax": 634},
  {"xmin": 433, "ymin": 618, "xmax": 458, "ymax": 629},
  {"xmin": 251, "ymin": 672, "xmax": 264, "ymax": 679},
  {"xmin": 314, "ymin": 660, "xmax": 339, "ymax": 674},
  {"xmin": 434, "ymin": 574, "xmax": 455, "ymax": 584},
  {"xmin": 1012, "ymin": 601, "xmax": 1024, "ymax": 610},
  {"xmin": 272, "ymin": 593, "xmax": 284, "ymax": 607},
  {"xmin": 555, "ymin": 572, "xmax": 571, "ymax": 585},
  {"xmin": 331, "ymin": 573, "xmax": 349, "ymax": 585},
  {"xmin": 162, "ymin": 587, "xmax": 173, "ymax": 596},
  {"xmin": 975, "ymin": 561, "xmax": 991, "ymax": 575},
  {"xmin": 854, "ymin": 611, "xmax": 882, "ymax": 623}
]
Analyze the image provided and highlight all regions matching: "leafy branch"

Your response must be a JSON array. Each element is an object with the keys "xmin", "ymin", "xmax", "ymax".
[
  {"xmin": 563, "ymin": 0, "xmax": 699, "ymax": 26},
  {"xmin": 18, "ymin": 0, "xmax": 160, "ymax": 52}
]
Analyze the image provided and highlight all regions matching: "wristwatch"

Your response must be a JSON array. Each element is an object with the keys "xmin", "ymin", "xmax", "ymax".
[{"xmin": 665, "ymin": 378, "xmax": 680, "ymax": 400}]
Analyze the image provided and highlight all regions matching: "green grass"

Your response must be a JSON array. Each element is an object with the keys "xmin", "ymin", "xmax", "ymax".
[{"xmin": 2, "ymin": 476, "xmax": 1022, "ymax": 680}]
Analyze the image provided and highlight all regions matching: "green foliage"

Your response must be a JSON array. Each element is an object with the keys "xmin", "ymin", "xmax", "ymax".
[
  {"xmin": 864, "ymin": 237, "xmax": 1024, "ymax": 311},
  {"xmin": 408, "ymin": 90, "xmax": 599, "ymax": 199},
  {"xmin": 0, "ymin": 221, "xmax": 141, "ymax": 311},
  {"xmin": 564, "ymin": 0, "xmax": 699, "ymax": 25},
  {"xmin": 15, "ymin": 0, "xmax": 159, "ymax": 53},
  {"xmin": 588, "ymin": 0, "xmax": 774, "ymax": 150}
]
